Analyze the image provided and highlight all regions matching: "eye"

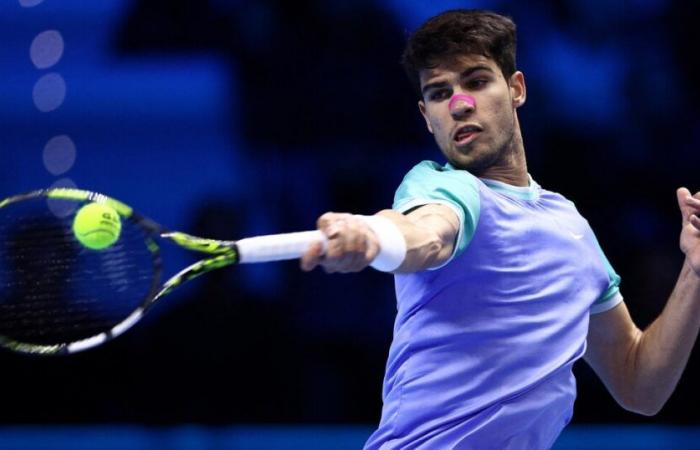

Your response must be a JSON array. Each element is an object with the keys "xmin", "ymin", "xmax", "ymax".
[
  {"xmin": 429, "ymin": 89, "xmax": 450, "ymax": 101},
  {"xmin": 467, "ymin": 78, "xmax": 488, "ymax": 90}
]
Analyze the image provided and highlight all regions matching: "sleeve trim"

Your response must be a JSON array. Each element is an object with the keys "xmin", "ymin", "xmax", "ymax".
[{"xmin": 590, "ymin": 291, "xmax": 623, "ymax": 315}]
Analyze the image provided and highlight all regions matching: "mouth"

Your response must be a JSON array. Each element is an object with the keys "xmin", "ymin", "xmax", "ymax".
[{"xmin": 453, "ymin": 124, "xmax": 482, "ymax": 146}]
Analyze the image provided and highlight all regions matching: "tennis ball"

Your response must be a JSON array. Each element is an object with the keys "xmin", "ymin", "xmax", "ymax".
[{"xmin": 72, "ymin": 203, "xmax": 122, "ymax": 250}]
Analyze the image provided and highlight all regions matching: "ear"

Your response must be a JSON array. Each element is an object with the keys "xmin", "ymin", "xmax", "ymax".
[
  {"xmin": 509, "ymin": 71, "xmax": 526, "ymax": 108},
  {"xmin": 418, "ymin": 101, "xmax": 434, "ymax": 134}
]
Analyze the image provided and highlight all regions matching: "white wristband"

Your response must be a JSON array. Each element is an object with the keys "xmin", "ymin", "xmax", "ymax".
[{"xmin": 356, "ymin": 215, "xmax": 407, "ymax": 272}]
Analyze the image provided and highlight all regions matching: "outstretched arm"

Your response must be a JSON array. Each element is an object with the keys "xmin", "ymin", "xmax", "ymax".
[
  {"xmin": 584, "ymin": 188, "xmax": 700, "ymax": 415},
  {"xmin": 300, "ymin": 204, "xmax": 460, "ymax": 273}
]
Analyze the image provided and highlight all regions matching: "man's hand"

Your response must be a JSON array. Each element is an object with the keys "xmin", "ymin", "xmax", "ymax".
[
  {"xmin": 301, "ymin": 205, "xmax": 458, "ymax": 274},
  {"xmin": 677, "ymin": 187, "xmax": 700, "ymax": 276},
  {"xmin": 300, "ymin": 212, "xmax": 380, "ymax": 273}
]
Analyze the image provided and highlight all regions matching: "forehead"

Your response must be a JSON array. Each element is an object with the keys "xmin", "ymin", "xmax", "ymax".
[{"xmin": 418, "ymin": 54, "xmax": 500, "ymax": 87}]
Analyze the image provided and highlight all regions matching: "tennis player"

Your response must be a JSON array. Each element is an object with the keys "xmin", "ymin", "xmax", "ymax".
[{"xmin": 301, "ymin": 9, "xmax": 700, "ymax": 449}]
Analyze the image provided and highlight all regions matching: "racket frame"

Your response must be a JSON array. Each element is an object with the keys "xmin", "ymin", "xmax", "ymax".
[{"xmin": 0, "ymin": 188, "xmax": 240, "ymax": 355}]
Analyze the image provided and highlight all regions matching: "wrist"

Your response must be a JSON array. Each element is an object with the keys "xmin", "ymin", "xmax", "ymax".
[{"xmin": 356, "ymin": 215, "xmax": 406, "ymax": 272}]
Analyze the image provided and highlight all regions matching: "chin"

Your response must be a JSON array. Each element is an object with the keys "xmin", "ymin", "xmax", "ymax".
[{"xmin": 448, "ymin": 153, "xmax": 492, "ymax": 175}]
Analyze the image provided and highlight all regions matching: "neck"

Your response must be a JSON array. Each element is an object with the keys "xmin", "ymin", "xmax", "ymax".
[{"xmin": 479, "ymin": 115, "xmax": 528, "ymax": 186}]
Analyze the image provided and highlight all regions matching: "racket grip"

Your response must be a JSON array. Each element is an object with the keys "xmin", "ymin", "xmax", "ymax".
[{"xmin": 236, "ymin": 230, "xmax": 327, "ymax": 263}]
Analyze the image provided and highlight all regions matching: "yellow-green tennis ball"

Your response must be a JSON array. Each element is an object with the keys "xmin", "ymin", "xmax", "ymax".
[{"xmin": 72, "ymin": 203, "xmax": 122, "ymax": 250}]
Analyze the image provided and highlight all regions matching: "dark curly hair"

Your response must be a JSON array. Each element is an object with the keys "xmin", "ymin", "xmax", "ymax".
[{"xmin": 401, "ymin": 10, "xmax": 517, "ymax": 98}]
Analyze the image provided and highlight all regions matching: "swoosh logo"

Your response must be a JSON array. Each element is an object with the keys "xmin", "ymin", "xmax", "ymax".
[{"xmin": 569, "ymin": 231, "xmax": 584, "ymax": 240}]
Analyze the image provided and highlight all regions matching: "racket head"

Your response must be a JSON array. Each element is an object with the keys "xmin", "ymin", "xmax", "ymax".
[{"xmin": 0, "ymin": 189, "xmax": 163, "ymax": 355}]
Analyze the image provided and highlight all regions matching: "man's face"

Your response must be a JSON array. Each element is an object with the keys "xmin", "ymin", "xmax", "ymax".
[{"xmin": 418, "ymin": 54, "xmax": 526, "ymax": 174}]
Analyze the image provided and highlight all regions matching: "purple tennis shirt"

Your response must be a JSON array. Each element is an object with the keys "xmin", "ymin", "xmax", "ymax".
[{"xmin": 364, "ymin": 161, "xmax": 622, "ymax": 450}]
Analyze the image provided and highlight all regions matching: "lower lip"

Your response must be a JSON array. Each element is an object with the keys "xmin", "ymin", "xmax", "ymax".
[{"xmin": 454, "ymin": 131, "xmax": 480, "ymax": 146}]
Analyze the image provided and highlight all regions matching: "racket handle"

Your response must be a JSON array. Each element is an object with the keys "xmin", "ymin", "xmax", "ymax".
[{"xmin": 236, "ymin": 230, "xmax": 327, "ymax": 263}]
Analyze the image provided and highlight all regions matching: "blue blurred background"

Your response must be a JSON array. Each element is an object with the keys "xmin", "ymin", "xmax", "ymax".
[{"xmin": 1, "ymin": 0, "xmax": 700, "ymax": 448}]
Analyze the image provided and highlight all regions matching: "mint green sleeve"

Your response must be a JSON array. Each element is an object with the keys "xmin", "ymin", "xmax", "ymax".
[
  {"xmin": 589, "ymin": 234, "xmax": 623, "ymax": 314},
  {"xmin": 392, "ymin": 160, "xmax": 480, "ymax": 263}
]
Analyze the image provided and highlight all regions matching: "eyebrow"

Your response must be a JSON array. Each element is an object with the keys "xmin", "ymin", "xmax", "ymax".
[{"xmin": 421, "ymin": 65, "xmax": 495, "ymax": 96}]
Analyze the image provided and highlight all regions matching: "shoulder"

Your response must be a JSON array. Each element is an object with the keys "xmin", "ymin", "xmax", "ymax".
[
  {"xmin": 393, "ymin": 160, "xmax": 480, "ymax": 210},
  {"xmin": 393, "ymin": 161, "xmax": 482, "ymax": 261},
  {"xmin": 402, "ymin": 160, "xmax": 479, "ymax": 182}
]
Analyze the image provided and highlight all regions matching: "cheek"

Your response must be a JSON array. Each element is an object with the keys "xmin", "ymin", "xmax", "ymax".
[
  {"xmin": 433, "ymin": 121, "xmax": 450, "ymax": 143},
  {"xmin": 484, "ymin": 97, "xmax": 514, "ymax": 129},
  {"xmin": 430, "ymin": 111, "xmax": 449, "ymax": 132}
]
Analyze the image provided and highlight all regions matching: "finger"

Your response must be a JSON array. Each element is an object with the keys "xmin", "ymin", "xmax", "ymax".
[
  {"xmin": 353, "ymin": 228, "xmax": 373, "ymax": 269},
  {"xmin": 320, "ymin": 254, "xmax": 343, "ymax": 274},
  {"xmin": 677, "ymin": 188, "xmax": 693, "ymax": 223},
  {"xmin": 317, "ymin": 212, "xmax": 349, "ymax": 232},
  {"xmin": 339, "ymin": 250, "xmax": 365, "ymax": 273},
  {"xmin": 317, "ymin": 212, "xmax": 336, "ymax": 232},
  {"xmin": 320, "ymin": 236, "xmax": 345, "ymax": 273},
  {"xmin": 684, "ymin": 195, "xmax": 700, "ymax": 211},
  {"xmin": 324, "ymin": 235, "xmax": 365, "ymax": 273},
  {"xmin": 326, "ymin": 220, "xmax": 345, "ymax": 238},
  {"xmin": 691, "ymin": 214, "xmax": 700, "ymax": 231},
  {"xmin": 337, "ymin": 220, "xmax": 371, "ymax": 272},
  {"xmin": 300, "ymin": 245, "xmax": 320, "ymax": 272},
  {"xmin": 346, "ymin": 226, "xmax": 366, "ymax": 258},
  {"xmin": 320, "ymin": 213, "xmax": 354, "ymax": 238},
  {"xmin": 300, "ymin": 241, "xmax": 324, "ymax": 271},
  {"xmin": 317, "ymin": 214, "xmax": 373, "ymax": 273}
]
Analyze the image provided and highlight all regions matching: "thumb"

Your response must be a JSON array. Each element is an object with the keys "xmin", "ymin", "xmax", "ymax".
[{"xmin": 677, "ymin": 187, "xmax": 692, "ymax": 223}]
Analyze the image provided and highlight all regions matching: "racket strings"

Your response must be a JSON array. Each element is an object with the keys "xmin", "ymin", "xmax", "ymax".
[{"xmin": 0, "ymin": 198, "xmax": 159, "ymax": 346}]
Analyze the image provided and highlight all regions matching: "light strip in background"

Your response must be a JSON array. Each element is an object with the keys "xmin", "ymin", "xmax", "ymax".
[{"xmin": 0, "ymin": 426, "xmax": 698, "ymax": 450}]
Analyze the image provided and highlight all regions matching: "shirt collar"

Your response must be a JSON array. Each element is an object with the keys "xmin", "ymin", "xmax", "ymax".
[{"xmin": 444, "ymin": 162, "xmax": 540, "ymax": 201}]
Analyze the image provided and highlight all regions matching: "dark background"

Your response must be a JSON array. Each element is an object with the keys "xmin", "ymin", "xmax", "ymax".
[{"xmin": 1, "ymin": 0, "xmax": 699, "ymax": 431}]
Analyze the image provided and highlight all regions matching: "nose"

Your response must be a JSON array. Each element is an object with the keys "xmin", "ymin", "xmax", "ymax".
[{"xmin": 449, "ymin": 94, "xmax": 476, "ymax": 118}]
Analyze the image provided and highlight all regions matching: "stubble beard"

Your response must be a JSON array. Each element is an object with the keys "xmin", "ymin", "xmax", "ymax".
[{"xmin": 445, "ymin": 124, "xmax": 516, "ymax": 176}]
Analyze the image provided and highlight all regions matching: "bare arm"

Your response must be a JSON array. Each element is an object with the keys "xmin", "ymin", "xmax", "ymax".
[
  {"xmin": 584, "ymin": 188, "xmax": 700, "ymax": 415},
  {"xmin": 300, "ymin": 204, "xmax": 460, "ymax": 273}
]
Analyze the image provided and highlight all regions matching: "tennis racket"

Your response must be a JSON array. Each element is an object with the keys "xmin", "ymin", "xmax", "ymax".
[{"xmin": 0, "ymin": 188, "xmax": 326, "ymax": 355}]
